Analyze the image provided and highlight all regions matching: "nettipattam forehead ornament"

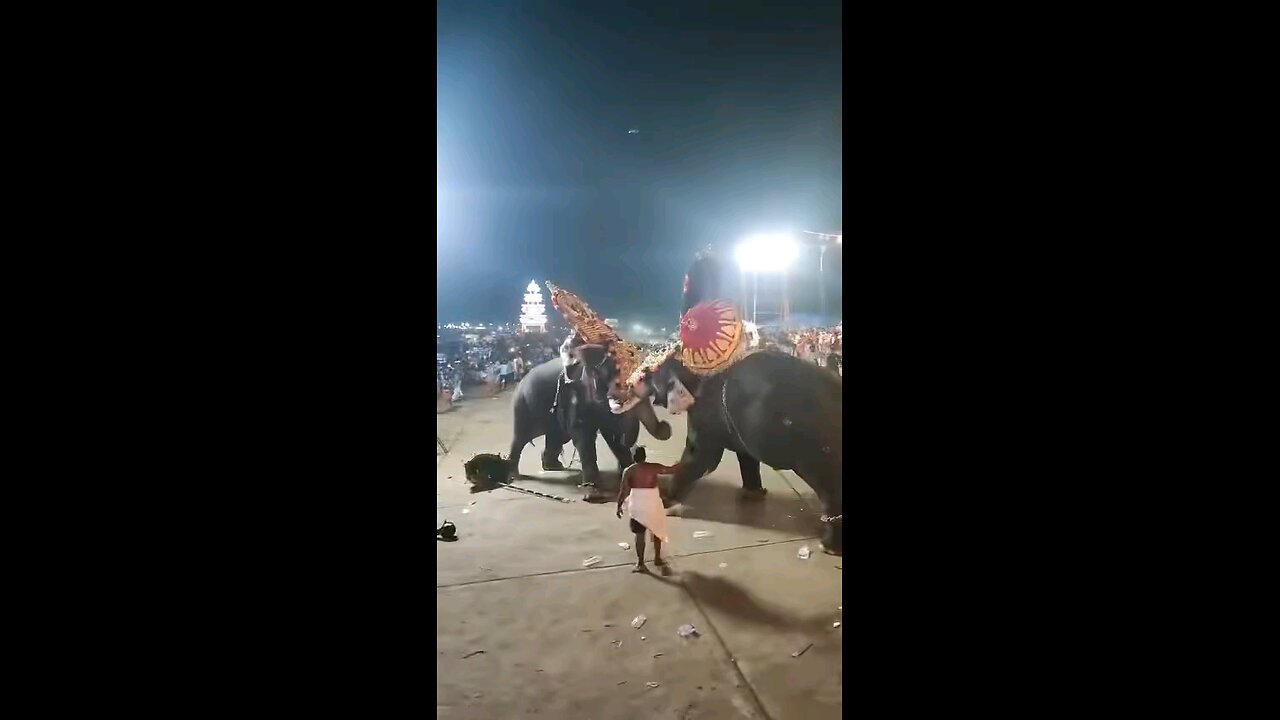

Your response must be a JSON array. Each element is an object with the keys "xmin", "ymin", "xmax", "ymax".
[
  {"xmin": 626, "ymin": 342, "xmax": 680, "ymax": 389},
  {"xmin": 546, "ymin": 282, "xmax": 617, "ymax": 346},
  {"xmin": 547, "ymin": 281, "xmax": 643, "ymax": 384},
  {"xmin": 608, "ymin": 340, "xmax": 644, "ymax": 389},
  {"xmin": 679, "ymin": 300, "xmax": 749, "ymax": 375}
]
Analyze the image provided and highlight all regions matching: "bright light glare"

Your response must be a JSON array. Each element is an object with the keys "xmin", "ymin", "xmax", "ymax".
[{"xmin": 735, "ymin": 234, "xmax": 798, "ymax": 272}]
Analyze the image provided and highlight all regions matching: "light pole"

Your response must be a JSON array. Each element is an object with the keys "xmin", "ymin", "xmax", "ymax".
[
  {"xmin": 734, "ymin": 234, "xmax": 799, "ymax": 326},
  {"xmin": 819, "ymin": 244, "xmax": 828, "ymax": 319},
  {"xmin": 803, "ymin": 231, "xmax": 842, "ymax": 322}
]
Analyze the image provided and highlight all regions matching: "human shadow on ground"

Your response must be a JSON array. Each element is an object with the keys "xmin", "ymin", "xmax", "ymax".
[
  {"xmin": 678, "ymin": 571, "xmax": 832, "ymax": 633},
  {"xmin": 670, "ymin": 481, "xmax": 821, "ymax": 535}
]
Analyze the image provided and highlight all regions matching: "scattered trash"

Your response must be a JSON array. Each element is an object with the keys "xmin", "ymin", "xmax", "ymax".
[
  {"xmin": 461, "ymin": 508, "xmax": 470, "ymax": 514},
  {"xmin": 618, "ymin": 542, "xmax": 630, "ymax": 550},
  {"xmin": 791, "ymin": 643, "xmax": 814, "ymax": 658},
  {"xmin": 603, "ymin": 623, "xmax": 613, "ymax": 628},
  {"xmin": 757, "ymin": 539, "xmax": 769, "ymax": 542},
  {"xmin": 611, "ymin": 640, "xmax": 623, "ymax": 648},
  {"xmin": 798, "ymin": 545, "xmax": 811, "ymax": 560},
  {"xmin": 469, "ymin": 500, "xmax": 477, "ymax": 505},
  {"xmin": 692, "ymin": 530, "xmax": 712, "ymax": 539},
  {"xmin": 678, "ymin": 624, "xmax": 699, "ymax": 638},
  {"xmin": 654, "ymin": 653, "xmax": 664, "ymax": 657},
  {"xmin": 462, "ymin": 650, "xmax": 486, "ymax": 659},
  {"xmin": 833, "ymin": 622, "xmax": 841, "ymax": 628},
  {"xmin": 838, "ymin": 606, "xmax": 842, "ymax": 610},
  {"xmin": 632, "ymin": 615, "xmax": 647, "ymax": 629},
  {"xmin": 834, "ymin": 565, "xmax": 842, "ymax": 570},
  {"xmin": 583, "ymin": 556, "xmax": 602, "ymax": 567},
  {"xmin": 641, "ymin": 636, "xmax": 646, "ymax": 641},
  {"xmin": 646, "ymin": 682, "xmax": 660, "ymax": 689},
  {"xmin": 617, "ymin": 680, "xmax": 627, "ymax": 685},
  {"xmin": 718, "ymin": 562, "xmax": 728, "ymax": 568},
  {"xmin": 580, "ymin": 629, "xmax": 592, "ymax": 633}
]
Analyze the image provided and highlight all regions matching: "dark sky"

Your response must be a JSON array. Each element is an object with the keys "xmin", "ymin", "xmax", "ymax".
[{"xmin": 437, "ymin": 0, "xmax": 842, "ymax": 328}]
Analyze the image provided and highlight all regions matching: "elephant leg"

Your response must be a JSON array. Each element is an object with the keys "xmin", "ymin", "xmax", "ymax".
[
  {"xmin": 602, "ymin": 427, "xmax": 634, "ymax": 470},
  {"xmin": 508, "ymin": 403, "xmax": 538, "ymax": 477},
  {"xmin": 736, "ymin": 452, "xmax": 768, "ymax": 500},
  {"xmin": 664, "ymin": 439, "xmax": 724, "ymax": 511},
  {"xmin": 541, "ymin": 426, "xmax": 568, "ymax": 470},
  {"xmin": 796, "ymin": 462, "xmax": 842, "ymax": 556},
  {"xmin": 576, "ymin": 428, "xmax": 601, "ymax": 488},
  {"xmin": 508, "ymin": 436, "xmax": 530, "ymax": 477}
]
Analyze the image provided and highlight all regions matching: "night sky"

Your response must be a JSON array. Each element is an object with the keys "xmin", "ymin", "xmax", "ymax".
[{"xmin": 437, "ymin": 0, "xmax": 842, "ymax": 328}]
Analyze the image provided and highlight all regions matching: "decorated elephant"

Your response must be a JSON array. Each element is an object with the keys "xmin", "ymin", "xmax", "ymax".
[
  {"xmin": 507, "ymin": 284, "xmax": 672, "ymax": 490},
  {"xmin": 507, "ymin": 341, "xmax": 671, "ymax": 487},
  {"xmin": 626, "ymin": 250, "xmax": 844, "ymax": 554}
]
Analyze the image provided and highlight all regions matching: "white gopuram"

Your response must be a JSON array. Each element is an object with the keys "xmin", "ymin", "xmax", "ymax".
[{"xmin": 519, "ymin": 281, "xmax": 548, "ymax": 334}]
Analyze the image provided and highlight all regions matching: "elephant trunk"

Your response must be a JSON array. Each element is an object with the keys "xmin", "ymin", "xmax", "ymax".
[{"xmin": 630, "ymin": 397, "xmax": 672, "ymax": 441}]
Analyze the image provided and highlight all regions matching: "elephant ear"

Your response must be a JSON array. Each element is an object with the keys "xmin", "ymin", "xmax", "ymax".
[
  {"xmin": 679, "ymin": 300, "xmax": 749, "ymax": 376},
  {"xmin": 572, "ymin": 343, "xmax": 610, "ymax": 368}
]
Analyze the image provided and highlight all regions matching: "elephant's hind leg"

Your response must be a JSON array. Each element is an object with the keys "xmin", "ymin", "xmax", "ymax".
[
  {"xmin": 736, "ymin": 452, "xmax": 768, "ymax": 500},
  {"xmin": 795, "ymin": 460, "xmax": 841, "ymax": 556}
]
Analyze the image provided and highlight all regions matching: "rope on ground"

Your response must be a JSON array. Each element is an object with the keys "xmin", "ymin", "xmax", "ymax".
[{"xmin": 498, "ymin": 482, "xmax": 574, "ymax": 503}]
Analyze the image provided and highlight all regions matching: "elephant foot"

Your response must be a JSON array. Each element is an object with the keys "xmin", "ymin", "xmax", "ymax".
[
  {"xmin": 542, "ymin": 460, "xmax": 566, "ymax": 471},
  {"xmin": 820, "ymin": 522, "xmax": 843, "ymax": 556},
  {"xmin": 582, "ymin": 488, "xmax": 612, "ymax": 504},
  {"xmin": 740, "ymin": 487, "xmax": 768, "ymax": 501}
]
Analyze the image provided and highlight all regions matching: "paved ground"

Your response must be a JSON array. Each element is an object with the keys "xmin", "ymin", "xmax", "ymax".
[{"xmin": 437, "ymin": 390, "xmax": 842, "ymax": 720}]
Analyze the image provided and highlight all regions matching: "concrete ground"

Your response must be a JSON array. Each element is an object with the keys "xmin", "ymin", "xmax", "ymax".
[{"xmin": 437, "ymin": 390, "xmax": 842, "ymax": 720}]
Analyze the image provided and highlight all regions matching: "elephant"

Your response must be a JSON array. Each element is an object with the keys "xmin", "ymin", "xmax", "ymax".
[
  {"xmin": 640, "ymin": 349, "xmax": 844, "ymax": 555},
  {"xmin": 507, "ymin": 341, "xmax": 672, "ymax": 491}
]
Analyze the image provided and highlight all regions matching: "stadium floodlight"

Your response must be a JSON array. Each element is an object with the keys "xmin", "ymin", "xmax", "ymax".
[{"xmin": 734, "ymin": 234, "xmax": 799, "ymax": 273}]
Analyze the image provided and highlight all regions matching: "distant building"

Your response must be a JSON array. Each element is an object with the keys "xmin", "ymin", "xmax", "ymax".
[{"xmin": 519, "ymin": 281, "xmax": 548, "ymax": 333}]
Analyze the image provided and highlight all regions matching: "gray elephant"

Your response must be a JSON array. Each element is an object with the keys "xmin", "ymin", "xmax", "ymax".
[
  {"xmin": 631, "ymin": 248, "xmax": 843, "ymax": 554},
  {"xmin": 507, "ymin": 339, "xmax": 672, "ymax": 489},
  {"xmin": 640, "ymin": 351, "xmax": 843, "ymax": 554}
]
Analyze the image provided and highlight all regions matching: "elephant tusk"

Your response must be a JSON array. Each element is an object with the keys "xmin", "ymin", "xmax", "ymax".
[{"xmin": 610, "ymin": 396, "xmax": 642, "ymax": 414}]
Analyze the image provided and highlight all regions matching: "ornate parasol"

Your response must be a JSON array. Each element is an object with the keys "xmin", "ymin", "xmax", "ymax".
[{"xmin": 678, "ymin": 300, "xmax": 748, "ymax": 375}]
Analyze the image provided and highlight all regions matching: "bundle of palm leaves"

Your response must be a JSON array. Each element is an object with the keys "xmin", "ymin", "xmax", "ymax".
[{"xmin": 463, "ymin": 453, "xmax": 513, "ymax": 493}]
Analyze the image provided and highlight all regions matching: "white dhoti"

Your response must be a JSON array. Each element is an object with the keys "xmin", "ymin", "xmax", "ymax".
[{"xmin": 625, "ymin": 487, "xmax": 669, "ymax": 543}]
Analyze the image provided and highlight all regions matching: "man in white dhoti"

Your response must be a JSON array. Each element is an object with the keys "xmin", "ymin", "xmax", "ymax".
[{"xmin": 616, "ymin": 447, "xmax": 682, "ymax": 573}]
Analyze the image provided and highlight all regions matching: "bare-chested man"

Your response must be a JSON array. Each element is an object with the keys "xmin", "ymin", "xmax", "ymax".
[{"xmin": 616, "ymin": 447, "xmax": 682, "ymax": 572}]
